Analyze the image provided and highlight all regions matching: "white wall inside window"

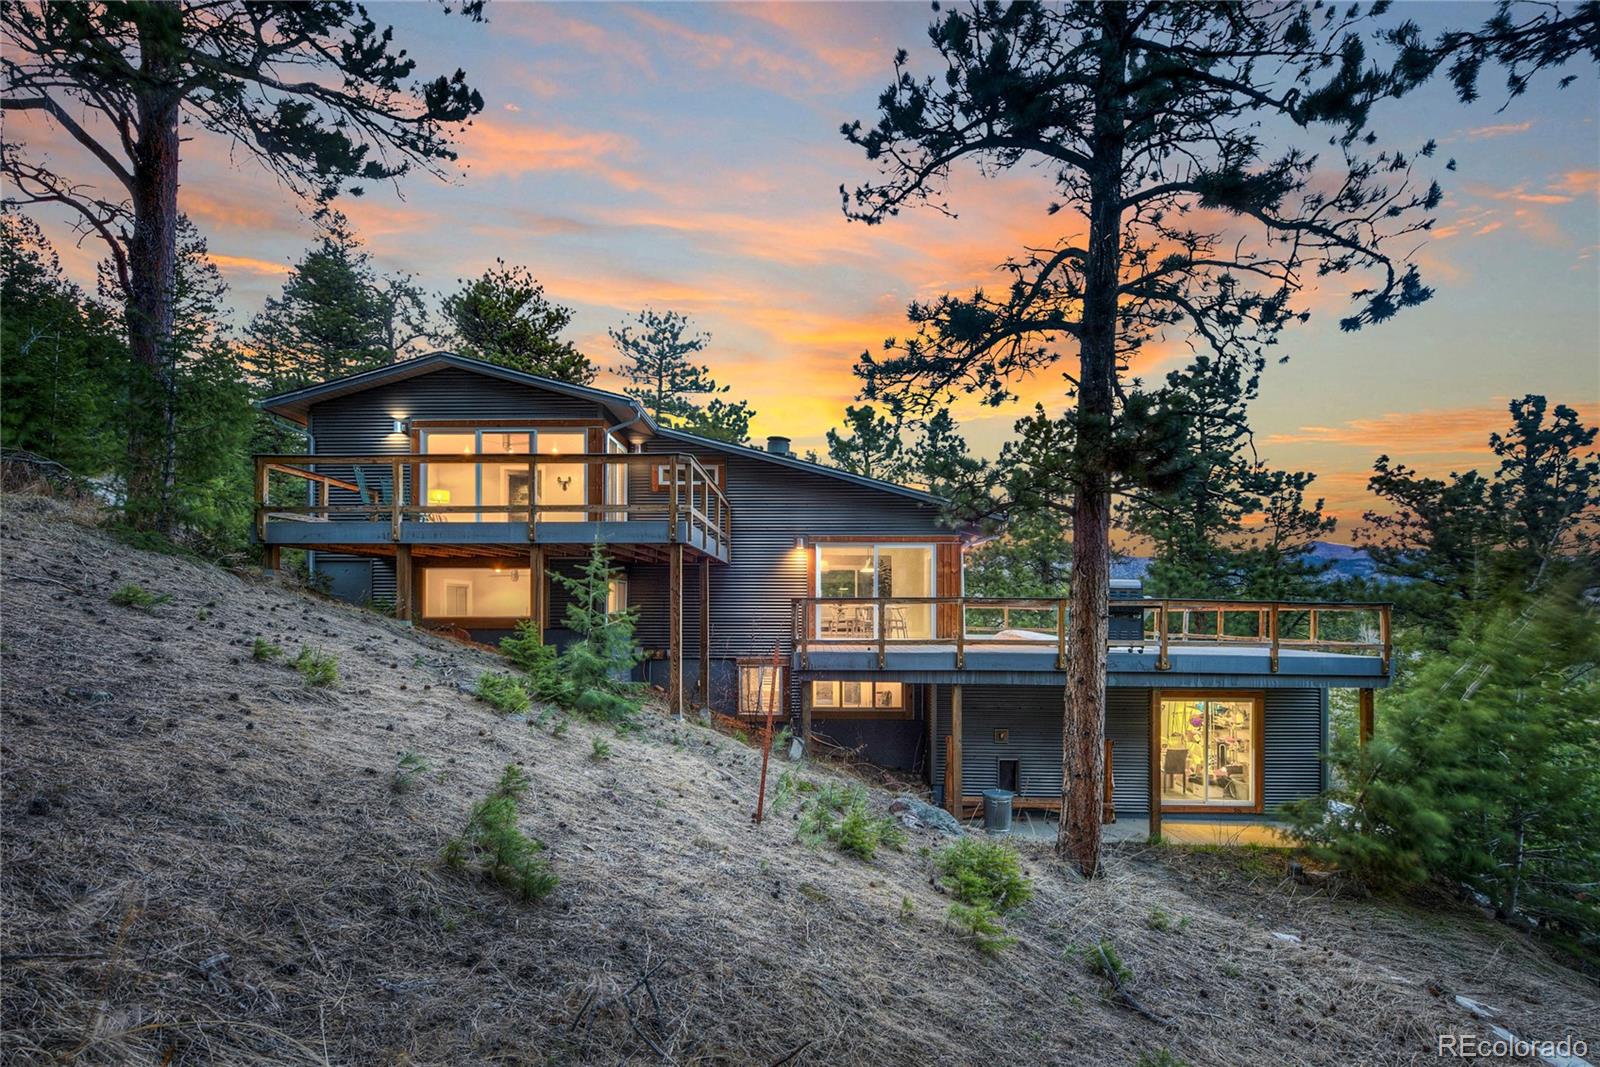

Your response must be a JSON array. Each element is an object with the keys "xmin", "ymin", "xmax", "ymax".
[{"xmin": 422, "ymin": 566, "xmax": 531, "ymax": 618}]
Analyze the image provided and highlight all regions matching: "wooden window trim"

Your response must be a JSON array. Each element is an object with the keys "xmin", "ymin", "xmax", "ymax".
[
  {"xmin": 808, "ymin": 678, "xmax": 911, "ymax": 719},
  {"xmin": 736, "ymin": 658, "xmax": 786, "ymax": 719},
  {"xmin": 652, "ymin": 460, "xmax": 725, "ymax": 492},
  {"xmin": 1153, "ymin": 689, "xmax": 1266, "ymax": 815}
]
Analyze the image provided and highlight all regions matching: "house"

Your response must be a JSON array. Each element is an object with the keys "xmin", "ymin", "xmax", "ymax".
[{"xmin": 257, "ymin": 352, "xmax": 1392, "ymax": 833}]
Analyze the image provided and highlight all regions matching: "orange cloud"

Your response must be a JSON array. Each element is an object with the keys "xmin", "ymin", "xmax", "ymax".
[
  {"xmin": 457, "ymin": 116, "xmax": 646, "ymax": 191},
  {"xmin": 1262, "ymin": 404, "xmax": 1518, "ymax": 454},
  {"xmin": 209, "ymin": 253, "xmax": 291, "ymax": 277}
]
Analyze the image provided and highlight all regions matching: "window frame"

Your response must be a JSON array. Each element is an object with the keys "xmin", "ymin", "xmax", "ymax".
[
  {"xmin": 812, "ymin": 541, "xmax": 938, "ymax": 640},
  {"xmin": 651, "ymin": 459, "xmax": 724, "ymax": 492},
  {"xmin": 736, "ymin": 659, "xmax": 786, "ymax": 720},
  {"xmin": 1154, "ymin": 689, "xmax": 1266, "ymax": 815},
  {"xmin": 807, "ymin": 678, "xmax": 911, "ymax": 720}
]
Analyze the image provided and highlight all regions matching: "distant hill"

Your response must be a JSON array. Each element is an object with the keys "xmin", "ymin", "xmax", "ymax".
[{"xmin": 1114, "ymin": 541, "xmax": 1381, "ymax": 584}]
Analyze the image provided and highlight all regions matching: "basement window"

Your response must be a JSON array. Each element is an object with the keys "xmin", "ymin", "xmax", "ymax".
[{"xmin": 809, "ymin": 679, "xmax": 909, "ymax": 718}]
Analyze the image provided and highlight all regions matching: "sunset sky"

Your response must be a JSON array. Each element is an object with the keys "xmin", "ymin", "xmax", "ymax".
[{"xmin": 13, "ymin": 2, "xmax": 1599, "ymax": 538}]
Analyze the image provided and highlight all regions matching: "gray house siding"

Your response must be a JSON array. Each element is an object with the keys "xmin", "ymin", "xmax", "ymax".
[
  {"xmin": 305, "ymin": 366, "xmax": 616, "ymax": 600},
  {"xmin": 638, "ymin": 438, "xmax": 951, "ymax": 714},
  {"xmin": 930, "ymin": 683, "xmax": 1328, "ymax": 816}
]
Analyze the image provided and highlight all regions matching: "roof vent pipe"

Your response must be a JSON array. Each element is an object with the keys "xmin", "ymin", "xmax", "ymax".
[{"xmin": 766, "ymin": 436, "xmax": 791, "ymax": 456}]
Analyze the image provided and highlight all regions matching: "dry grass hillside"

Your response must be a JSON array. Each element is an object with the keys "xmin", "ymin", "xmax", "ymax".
[{"xmin": 2, "ymin": 492, "xmax": 1595, "ymax": 1066}]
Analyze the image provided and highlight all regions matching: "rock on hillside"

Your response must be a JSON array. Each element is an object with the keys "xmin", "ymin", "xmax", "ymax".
[{"xmin": 2, "ymin": 494, "xmax": 1593, "ymax": 1065}]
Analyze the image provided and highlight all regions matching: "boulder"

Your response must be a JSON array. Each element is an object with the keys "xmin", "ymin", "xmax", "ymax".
[{"xmin": 889, "ymin": 795, "xmax": 964, "ymax": 836}]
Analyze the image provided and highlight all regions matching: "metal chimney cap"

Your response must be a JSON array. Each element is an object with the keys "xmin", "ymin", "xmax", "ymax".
[{"xmin": 765, "ymin": 435, "xmax": 792, "ymax": 455}]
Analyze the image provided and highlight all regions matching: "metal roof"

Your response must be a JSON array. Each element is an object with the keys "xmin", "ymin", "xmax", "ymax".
[
  {"xmin": 255, "ymin": 351, "xmax": 657, "ymax": 430},
  {"xmin": 652, "ymin": 426, "xmax": 950, "ymax": 509}
]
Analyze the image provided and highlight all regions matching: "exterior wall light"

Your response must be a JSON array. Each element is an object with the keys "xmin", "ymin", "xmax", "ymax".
[{"xmin": 391, "ymin": 417, "xmax": 409, "ymax": 434}]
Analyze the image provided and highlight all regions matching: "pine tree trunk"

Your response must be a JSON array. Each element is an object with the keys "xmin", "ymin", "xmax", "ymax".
[
  {"xmin": 124, "ymin": 23, "xmax": 182, "ymax": 533},
  {"xmin": 1056, "ymin": 6, "xmax": 1128, "ymax": 877}
]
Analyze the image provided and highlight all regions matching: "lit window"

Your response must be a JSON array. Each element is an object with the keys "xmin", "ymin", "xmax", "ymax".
[
  {"xmin": 1158, "ymin": 696, "xmax": 1258, "ymax": 809},
  {"xmin": 738, "ymin": 662, "xmax": 784, "ymax": 718},
  {"xmin": 606, "ymin": 577, "xmax": 628, "ymax": 615},
  {"xmin": 810, "ymin": 679, "xmax": 906, "ymax": 715}
]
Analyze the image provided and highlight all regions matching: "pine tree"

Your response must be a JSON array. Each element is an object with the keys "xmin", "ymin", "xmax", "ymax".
[
  {"xmin": 550, "ymin": 542, "xmax": 645, "ymax": 722},
  {"xmin": 826, "ymin": 404, "xmax": 907, "ymax": 483},
  {"xmin": 609, "ymin": 309, "xmax": 718, "ymax": 421},
  {"xmin": 678, "ymin": 397, "xmax": 754, "ymax": 445},
  {"xmin": 0, "ymin": 212, "xmax": 122, "ymax": 475},
  {"xmin": 1292, "ymin": 580, "xmax": 1600, "ymax": 938},
  {"xmin": 841, "ymin": 3, "xmax": 1437, "ymax": 872},
  {"xmin": 1123, "ymin": 357, "xmax": 1334, "ymax": 599},
  {"xmin": 244, "ymin": 211, "xmax": 405, "ymax": 392},
  {"xmin": 439, "ymin": 260, "xmax": 595, "ymax": 384}
]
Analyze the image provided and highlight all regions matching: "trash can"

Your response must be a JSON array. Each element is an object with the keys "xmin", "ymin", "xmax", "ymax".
[{"xmin": 982, "ymin": 789, "xmax": 1014, "ymax": 834}]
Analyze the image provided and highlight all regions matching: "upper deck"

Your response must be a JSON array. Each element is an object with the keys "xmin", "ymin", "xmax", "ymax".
[{"xmin": 253, "ymin": 451, "xmax": 731, "ymax": 563}]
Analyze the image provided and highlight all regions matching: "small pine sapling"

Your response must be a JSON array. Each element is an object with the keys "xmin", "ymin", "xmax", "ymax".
[
  {"xmin": 474, "ymin": 672, "xmax": 531, "ymax": 715},
  {"xmin": 590, "ymin": 736, "xmax": 612, "ymax": 761},
  {"xmin": 393, "ymin": 751, "xmax": 429, "ymax": 792},
  {"xmin": 109, "ymin": 584, "xmax": 170, "ymax": 610},
  {"xmin": 443, "ymin": 765, "xmax": 557, "ymax": 903},
  {"xmin": 934, "ymin": 838, "xmax": 1034, "ymax": 954},
  {"xmin": 292, "ymin": 646, "xmax": 338, "ymax": 686},
  {"xmin": 251, "ymin": 638, "xmax": 284, "ymax": 662},
  {"xmin": 550, "ymin": 541, "xmax": 645, "ymax": 723},
  {"xmin": 499, "ymin": 621, "xmax": 571, "ymax": 703}
]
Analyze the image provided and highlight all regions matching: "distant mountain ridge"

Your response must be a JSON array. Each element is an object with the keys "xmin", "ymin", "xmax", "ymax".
[{"xmin": 1112, "ymin": 541, "xmax": 1380, "ymax": 584}]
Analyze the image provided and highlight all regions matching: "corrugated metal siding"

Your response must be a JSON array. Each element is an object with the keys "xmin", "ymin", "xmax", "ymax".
[
  {"xmin": 924, "ymin": 684, "xmax": 1326, "ymax": 815},
  {"xmin": 931, "ymin": 685, "xmax": 1064, "ymax": 800},
  {"xmin": 305, "ymin": 365, "xmax": 614, "ymax": 593},
  {"xmin": 1263, "ymin": 688, "xmax": 1326, "ymax": 810},
  {"xmin": 638, "ymin": 439, "xmax": 950, "ymax": 715},
  {"xmin": 1107, "ymin": 688, "xmax": 1150, "ymax": 814}
]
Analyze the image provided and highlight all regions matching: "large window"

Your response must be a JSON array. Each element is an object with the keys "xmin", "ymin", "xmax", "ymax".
[
  {"xmin": 815, "ymin": 543, "xmax": 935, "ymax": 639},
  {"xmin": 422, "ymin": 565, "xmax": 532, "ymax": 621},
  {"xmin": 810, "ymin": 679, "xmax": 907, "ymax": 718},
  {"xmin": 1158, "ymin": 694, "xmax": 1261, "ymax": 810},
  {"xmin": 421, "ymin": 427, "xmax": 590, "ymax": 522}
]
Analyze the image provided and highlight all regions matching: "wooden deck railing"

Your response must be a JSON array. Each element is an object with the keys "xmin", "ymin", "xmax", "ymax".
[
  {"xmin": 792, "ymin": 596, "xmax": 1391, "ymax": 673},
  {"xmin": 254, "ymin": 452, "xmax": 731, "ymax": 558}
]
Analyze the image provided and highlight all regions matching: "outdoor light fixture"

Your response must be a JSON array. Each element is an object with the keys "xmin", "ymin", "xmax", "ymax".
[
  {"xmin": 391, "ymin": 417, "xmax": 409, "ymax": 434},
  {"xmin": 793, "ymin": 535, "xmax": 806, "ymax": 549}
]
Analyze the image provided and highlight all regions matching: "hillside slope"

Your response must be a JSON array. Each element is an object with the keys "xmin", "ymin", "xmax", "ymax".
[{"xmin": 2, "ymin": 494, "xmax": 1593, "ymax": 1066}]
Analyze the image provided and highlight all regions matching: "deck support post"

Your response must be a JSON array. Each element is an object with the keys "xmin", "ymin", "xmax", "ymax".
[
  {"xmin": 697, "ymin": 557, "xmax": 710, "ymax": 709},
  {"xmin": 800, "ymin": 680, "xmax": 812, "ymax": 759},
  {"xmin": 668, "ymin": 543, "xmax": 684, "ymax": 719},
  {"xmin": 395, "ymin": 545, "xmax": 413, "ymax": 623},
  {"xmin": 1358, "ymin": 687, "xmax": 1375, "ymax": 747},
  {"xmin": 1148, "ymin": 689, "xmax": 1163, "ymax": 843},
  {"xmin": 924, "ymin": 684, "xmax": 936, "ymax": 786},
  {"xmin": 946, "ymin": 684, "xmax": 963, "ymax": 817},
  {"xmin": 529, "ymin": 547, "xmax": 545, "ymax": 637}
]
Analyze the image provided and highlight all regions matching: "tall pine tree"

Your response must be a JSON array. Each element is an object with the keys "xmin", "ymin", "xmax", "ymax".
[{"xmin": 440, "ymin": 260, "xmax": 595, "ymax": 384}]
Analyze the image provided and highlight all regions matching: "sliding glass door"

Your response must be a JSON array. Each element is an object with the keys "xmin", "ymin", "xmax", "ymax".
[
  {"xmin": 1158, "ymin": 695, "xmax": 1259, "ymax": 809},
  {"xmin": 422, "ymin": 428, "xmax": 589, "ymax": 522},
  {"xmin": 815, "ymin": 543, "xmax": 935, "ymax": 639}
]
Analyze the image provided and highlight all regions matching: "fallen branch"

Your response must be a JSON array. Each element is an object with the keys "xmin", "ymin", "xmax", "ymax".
[{"xmin": 1096, "ymin": 944, "xmax": 1170, "ymax": 1026}]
